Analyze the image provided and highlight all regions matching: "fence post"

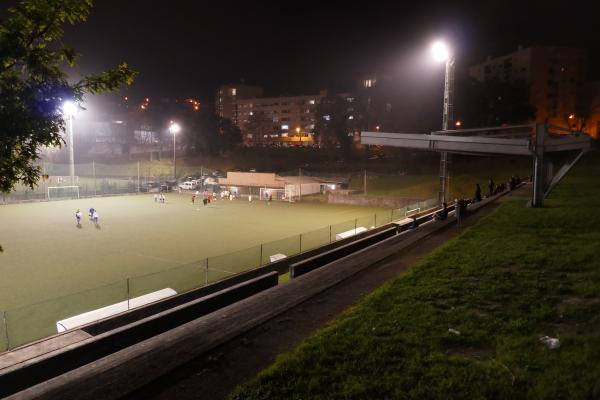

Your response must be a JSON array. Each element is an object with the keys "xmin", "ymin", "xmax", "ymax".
[
  {"xmin": 137, "ymin": 161, "xmax": 141, "ymax": 194},
  {"xmin": 374, "ymin": 213, "xmax": 377, "ymax": 227},
  {"xmin": 260, "ymin": 244, "xmax": 263, "ymax": 266},
  {"xmin": 205, "ymin": 258, "xmax": 209, "ymax": 284},
  {"xmin": 93, "ymin": 160, "xmax": 97, "ymax": 196},
  {"xmin": 329, "ymin": 225, "xmax": 332, "ymax": 243},
  {"xmin": 299, "ymin": 234, "xmax": 303, "ymax": 253},
  {"xmin": 126, "ymin": 278, "xmax": 130, "ymax": 310},
  {"xmin": 391, "ymin": 209, "xmax": 394, "ymax": 222},
  {"xmin": 355, "ymin": 218, "xmax": 357, "ymax": 233},
  {"xmin": 3, "ymin": 311, "xmax": 9, "ymax": 350}
]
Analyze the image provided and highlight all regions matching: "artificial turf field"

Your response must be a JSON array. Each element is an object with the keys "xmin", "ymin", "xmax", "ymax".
[{"xmin": 0, "ymin": 194, "xmax": 386, "ymax": 348}]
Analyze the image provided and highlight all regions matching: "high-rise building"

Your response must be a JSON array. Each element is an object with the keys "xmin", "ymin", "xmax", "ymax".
[
  {"xmin": 215, "ymin": 86, "xmax": 358, "ymax": 146},
  {"xmin": 469, "ymin": 46, "xmax": 598, "ymax": 137},
  {"xmin": 215, "ymin": 84, "xmax": 264, "ymax": 122}
]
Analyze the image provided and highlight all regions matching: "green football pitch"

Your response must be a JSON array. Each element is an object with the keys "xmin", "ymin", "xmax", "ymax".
[{"xmin": 0, "ymin": 194, "xmax": 388, "ymax": 349}]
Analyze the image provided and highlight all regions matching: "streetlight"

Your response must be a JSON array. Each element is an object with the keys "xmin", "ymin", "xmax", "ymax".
[
  {"xmin": 62, "ymin": 100, "xmax": 78, "ymax": 185},
  {"xmin": 431, "ymin": 40, "xmax": 455, "ymax": 204},
  {"xmin": 169, "ymin": 121, "xmax": 181, "ymax": 180}
]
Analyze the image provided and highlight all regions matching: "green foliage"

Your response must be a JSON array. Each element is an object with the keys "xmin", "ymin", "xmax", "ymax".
[
  {"xmin": 314, "ymin": 94, "xmax": 353, "ymax": 153},
  {"xmin": 182, "ymin": 110, "xmax": 242, "ymax": 157},
  {"xmin": 0, "ymin": 0, "xmax": 137, "ymax": 193},
  {"xmin": 231, "ymin": 155, "xmax": 600, "ymax": 399}
]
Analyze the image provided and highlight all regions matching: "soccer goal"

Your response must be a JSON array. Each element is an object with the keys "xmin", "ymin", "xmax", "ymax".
[
  {"xmin": 48, "ymin": 185, "xmax": 80, "ymax": 200},
  {"xmin": 260, "ymin": 188, "xmax": 294, "ymax": 202}
]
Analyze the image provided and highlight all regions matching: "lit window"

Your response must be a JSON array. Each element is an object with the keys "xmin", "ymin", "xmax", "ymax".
[
  {"xmin": 231, "ymin": 88, "xmax": 237, "ymax": 96},
  {"xmin": 348, "ymin": 115, "xmax": 354, "ymax": 120},
  {"xmin": 364, "ymin": 79, "xmax": 373, "ymax": 88},
  {"xmin": 324, "ymin": 115, "xmax": 331, "ymax": 121},
  {"xmin": 309, "ymin": 99, "xmax": 315, "ymax": 105},
  {"xmin": 281, "ymin": 124, "xmax": 289, "ymax": 130}
]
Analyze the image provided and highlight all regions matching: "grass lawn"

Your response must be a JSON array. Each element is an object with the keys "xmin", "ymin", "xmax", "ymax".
[
  {"xmin": 349, "ymin": 156, "xmax": 532, "ymax": 199},
  {"xmin": 0, "ymin": 195, "xmax": 386, "ymax": 349},
  {"xmin": 231, "ymin": 154, "xmax": 600, "ymax": 400}
]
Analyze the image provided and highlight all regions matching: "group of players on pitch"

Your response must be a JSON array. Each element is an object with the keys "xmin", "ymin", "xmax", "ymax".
[{"xmin": 75, "ymin": 207, "xmax": 99, "ymax": 227}]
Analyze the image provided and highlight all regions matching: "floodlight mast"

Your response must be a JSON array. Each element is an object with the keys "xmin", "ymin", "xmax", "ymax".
[
  {"xmin": 431, "ymin": 41, "xmax": 455, "ymax": 204},
  {"xmin": 62, "ymin": 101, "xmax": 78, "ymax": 185},
  {"xmin": 169, "ymin": 122, "xmax": 181, "ymax": 181}
]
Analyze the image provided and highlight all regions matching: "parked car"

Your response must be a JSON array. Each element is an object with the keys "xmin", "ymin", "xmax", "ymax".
[
  {"xmin": 140, "ymin": 181, "xmax": 160, "ymax": 192},
  {"xmin": 178, "ymin": 181, "xmax": 198, "ymax": 190}
]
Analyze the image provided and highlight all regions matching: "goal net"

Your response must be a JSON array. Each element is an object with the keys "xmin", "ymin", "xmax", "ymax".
[
  {"xmin": 48, "ymin": 176, "xmax": 80, "ymax": 185},
  {"xmin": 48, "ymin": 185, "xmax": 80, "ymax": 200},
  {"xmin": 259, "ymin": 188, "xmax": 294, "ymax": 202}
]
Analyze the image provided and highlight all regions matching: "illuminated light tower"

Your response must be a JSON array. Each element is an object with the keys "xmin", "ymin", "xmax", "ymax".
[
  {"xmin": 62, "ymin": 100, "xmax": 78, "ymax": 185},
  {"xmin": 169, "ymin": 122, "xmax": 181, "ymax": 180},
  {"xmin": 431, "ymin": 40, "xmax": 455, "ymax": 204}
]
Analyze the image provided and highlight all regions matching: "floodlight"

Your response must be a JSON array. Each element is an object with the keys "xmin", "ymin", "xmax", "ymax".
[
  {"xmin": 62, "ymin": 100, "xmax": 78, "ymax": 117},
  {"xmin": 431, "ymin": 41, "xmax": 450, "ymax": 63},
  {"xmin": 169, "ymin": 122, "xmax": 181, "ymax": 134}
]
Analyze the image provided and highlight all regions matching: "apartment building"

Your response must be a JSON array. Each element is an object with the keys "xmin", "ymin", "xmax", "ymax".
[
  {"xmin": 215, "ymin": 84, "xmax": 264, "ymax": 122},
  {"xmin": 469, "ymin": 46, "xmax": 599, "ymax": 138}
]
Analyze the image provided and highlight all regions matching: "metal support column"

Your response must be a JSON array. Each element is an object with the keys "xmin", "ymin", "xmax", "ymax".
[{"xmin": 532, "ymin": 124, "xmax": 545, "ymax": 207}]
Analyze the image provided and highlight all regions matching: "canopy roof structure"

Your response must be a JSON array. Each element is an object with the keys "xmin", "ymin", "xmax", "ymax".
[{"xmin": 361, "ymin": 124, "xmax": 592, "ymax": 207}]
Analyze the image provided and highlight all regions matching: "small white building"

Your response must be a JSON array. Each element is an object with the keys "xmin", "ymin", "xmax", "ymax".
[{"xmin": 218, "ymin": 172, "xmax": 324, "ymax": 200}]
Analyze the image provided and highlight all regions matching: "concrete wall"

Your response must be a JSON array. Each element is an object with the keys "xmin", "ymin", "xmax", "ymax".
[
  {"xmin": 286, "ymin": 182, "xmax": 321, "ymax": 197},
  {"xmin": 328, "ymin": 193, "xmax": 421, "ymax": 208}
]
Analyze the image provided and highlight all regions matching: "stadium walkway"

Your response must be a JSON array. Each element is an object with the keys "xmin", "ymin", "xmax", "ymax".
[{"xmin": 125, "ymin": 186, "xmax": 531, "ymax": 400}]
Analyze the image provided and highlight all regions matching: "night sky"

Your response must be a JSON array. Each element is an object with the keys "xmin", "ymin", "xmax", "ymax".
[{"xmin": 61, "ymin": 0, "xmax": 599, "ymax": 103}]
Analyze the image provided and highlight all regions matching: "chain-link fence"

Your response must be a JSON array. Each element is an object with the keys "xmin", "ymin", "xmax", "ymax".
[
  {"xmin": 0, "ymin": 161, "xmax": 213, "ymax": 204},
  {"xmin": 0, "ymin": 197, "xmax": 440, "ymax": 351}
]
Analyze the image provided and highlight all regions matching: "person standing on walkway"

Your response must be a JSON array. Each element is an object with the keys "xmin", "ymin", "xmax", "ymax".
[
  {"xmin": 474, "ymin": 184, "xmax": 482, "ymax": 203},
  {"xmin": 488, "ymin": 178, "xmax": 495, "ymax": 197}
]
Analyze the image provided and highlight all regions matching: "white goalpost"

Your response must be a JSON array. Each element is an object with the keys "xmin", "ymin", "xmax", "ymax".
[
  {"xmin": 260, "ymin": 188, "xmax": 295, "ymax": 202},
  {"xmin": 48, "ymin": 185, "xmax": 80, "ymax": 200}
]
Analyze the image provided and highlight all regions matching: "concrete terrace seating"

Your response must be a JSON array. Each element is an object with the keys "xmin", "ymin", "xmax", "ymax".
[
  {"xmin": 0, "ymin": 272, "xmax": 278, "ymax": 399},
  {"xmin": 290, "ymin": 227, "xmax": 398, "ymax": 279}
]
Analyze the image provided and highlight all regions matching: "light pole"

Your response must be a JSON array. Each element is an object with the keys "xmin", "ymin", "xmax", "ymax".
[
  {"xmin": 169, "ymin": 122, "xmax": 181, "ymax": 181},
  {"xmin": 62, "ymin": 101, "xmax": 78, "ymax": 185},
  {"xmin": 431, "ymin": 40, "xmax": 454, "ymax": 204}
]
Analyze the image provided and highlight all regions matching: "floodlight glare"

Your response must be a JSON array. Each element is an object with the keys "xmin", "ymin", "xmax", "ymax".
[
  {"xmin": 169, "ymin": 122, "xmax": 181, "ymax": 134},
  {"xmin": 62, "ymin": 100, "xmax": 78, "ymax": 117},
  {"xmin": 431, "ymin": 41, "xmax": 450, "ymax": 62}
]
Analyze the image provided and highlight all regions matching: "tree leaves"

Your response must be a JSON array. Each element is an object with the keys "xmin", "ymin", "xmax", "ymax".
[{"xmin": 0, "ymin": 0, "xmax": 136, "ymax": 193}]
